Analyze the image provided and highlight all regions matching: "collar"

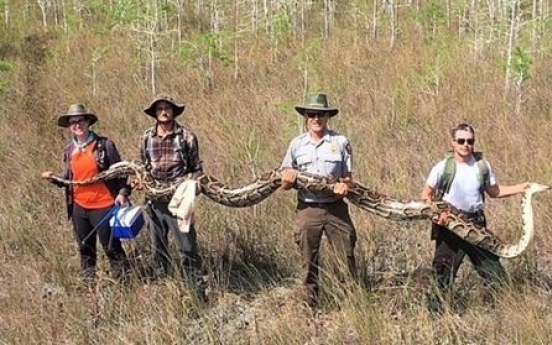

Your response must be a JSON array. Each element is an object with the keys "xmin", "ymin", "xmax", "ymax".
[
  {"xmin": 71, "ymin": 132, "xmax": 96, "ymax": 154},
  {"xmin": 153, "ymin": 122, "xmax": 183, "ymax": 137},
  {"xmin": 301, "ymin": 130, "xmax": 331, "ymax": 146}
]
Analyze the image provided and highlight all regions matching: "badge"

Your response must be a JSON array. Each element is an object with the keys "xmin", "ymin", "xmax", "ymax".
[{"xmin": 330, "ymin": 143, "xmax": 338, "ymax": 153}]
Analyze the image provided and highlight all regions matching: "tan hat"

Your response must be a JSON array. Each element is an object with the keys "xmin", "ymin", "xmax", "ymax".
[
  {"xmin": 144, "ymin": 93, "xmax": 185, "ymax": 118},
  {"xmin": 57, "ymin": 104, "xmax": 98, "ymax": 128},
  {"xmin": 295, "ymin": 93, "xmax": 339, "ymax": 117}
]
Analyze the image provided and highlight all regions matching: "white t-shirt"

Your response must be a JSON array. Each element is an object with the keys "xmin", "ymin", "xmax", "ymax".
[{"xmin": 426, "ymin": 156, "xmax": 496, "ymax": 212}]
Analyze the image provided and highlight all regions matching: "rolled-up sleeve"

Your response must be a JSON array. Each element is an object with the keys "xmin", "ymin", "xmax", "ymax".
[{"xmin": 280, "ymin": 140, "xmax": 296, "ymax": 169}]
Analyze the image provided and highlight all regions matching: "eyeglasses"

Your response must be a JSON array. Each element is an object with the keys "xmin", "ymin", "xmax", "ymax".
[
  {"xmin": 455, "ymin": 138, "xmax": 475, "ymax": 145},
  {"xmin": 305, "ymin": 112, "xmax": 327, "ymax": 119},
  {"xmin": 69, "ymin": 118, "xmax": 87, "ymax": 126},
  {"xmin": 156, "ymin": 105, "xmax": 173, "ymax": 112}
]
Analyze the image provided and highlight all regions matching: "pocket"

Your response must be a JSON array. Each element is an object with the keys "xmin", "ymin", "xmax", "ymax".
[
  {"xmin": 323, "ymin": 154, "xmax": 342, "ymax": 163},
  {"xmin": 148, "ymin": 147, "xmax": 164, "ymax": 164},
  {"xmin": 150, "ymin": 150, "xmax": 180, "ymax": 166},
  {"xmin": 296, "ymin": 154, "xmax": 313, "ymax": 170},
  {"xmin": 150, "ymin": 154, "xmax": 162, "ymax": 163},
  {"xmin": 323, "ymin": 154, "xmax": 343, "ymax": 177}
]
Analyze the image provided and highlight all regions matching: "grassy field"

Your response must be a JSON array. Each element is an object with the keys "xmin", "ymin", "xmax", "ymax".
[{"xmin": 1, "ymin": 1, "xmax": 552, "ymax": 344}]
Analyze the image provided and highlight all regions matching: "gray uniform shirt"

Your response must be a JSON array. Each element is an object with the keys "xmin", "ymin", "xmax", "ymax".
[{"xmin": 281, "ymin": 129, "xmax": 353, "ymax": 203}]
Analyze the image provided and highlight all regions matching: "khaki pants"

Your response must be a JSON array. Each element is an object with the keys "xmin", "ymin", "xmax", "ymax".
[{"xmin": 295, "ymin": 200, "xmax": 357, "ymax": 307}]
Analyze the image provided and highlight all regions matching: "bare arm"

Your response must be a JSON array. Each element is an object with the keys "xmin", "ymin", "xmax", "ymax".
[
  {"xmin": 421, "ymin": 184, "xmax": 435, "ymax": 202},
  {"xmin": 421, "ymin": 184, "xmax": 448, "ymax": 225},
  {"xmin": 486, "ymin": 183, "xmax": 529, "ymax": 199}
]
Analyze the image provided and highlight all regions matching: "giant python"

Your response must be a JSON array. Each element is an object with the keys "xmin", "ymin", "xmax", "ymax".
[{"xmin": 51, "ymin": 160, "xmax": 549, "ymax": 259}]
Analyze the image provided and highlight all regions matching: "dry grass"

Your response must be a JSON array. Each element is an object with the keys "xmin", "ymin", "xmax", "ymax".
[{"xmin": 1, "ymin": 1, "xmax": 552, "ymax": 344}]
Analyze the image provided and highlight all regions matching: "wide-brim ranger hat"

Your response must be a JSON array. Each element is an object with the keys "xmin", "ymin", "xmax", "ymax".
[
  {"xmin": 57, "ymin": 104, "xmax": 98, "ymax": 128},
  {"xmin": 143, "ymin": 93, "xmax": 186, "ymax": 118},
  {"xmin": 295, "ymin": 93, "xmax": 339, "ymax": 117}
]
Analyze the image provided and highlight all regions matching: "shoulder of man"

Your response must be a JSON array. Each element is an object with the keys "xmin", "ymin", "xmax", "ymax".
[
  {"xmin": 175, "ymin": 125, "xmax": 197, "ymax": 140},
  {"xmin": 327, "ymin": 131, "xmax": 351, "ymax": 152},
  {"xmin": 326, "ymin": 129, "xmax": 343, "ymax": 138},
  {"xmin": 472, "ymin": 151, "xmax": 484, "ymax": 161},
  {"xmin": 468, "ymin": 152, "xmax": 490, "ymax": 171},
  {"xmin": 474, "ymin": 152, "xmax": 491, "ymax": 183},
  {"xmin": 432, "ymin": 157, "xmax": 448, "ymax": 174},
  {"xmin": 292, "ymin": 132, "xmax": 308, "ymax": 145},
  {"xmin": 326, "ymin": 130, "xmax": 349, "ymax": 141},
  {"xmin": 140, "ymin": 127, "xmax": 156, "ymax": 151},
  {"xmin": 285, "ymin": 133, "xmax": 308, "ymax": 157},
  {"xmin": 142, "ymin": 126, "xmax": 156, "ymax": 139}
]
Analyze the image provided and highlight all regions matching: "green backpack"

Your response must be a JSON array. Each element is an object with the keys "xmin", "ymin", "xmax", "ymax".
[{"xmin": 434, "ymin": 151, "xmax": 490, "ymax": 201}]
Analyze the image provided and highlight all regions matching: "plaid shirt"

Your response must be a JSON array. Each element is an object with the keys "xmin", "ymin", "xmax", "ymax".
[{"xmin": 140, "ymin": 123, "xmax": 203, "ymax": 182}]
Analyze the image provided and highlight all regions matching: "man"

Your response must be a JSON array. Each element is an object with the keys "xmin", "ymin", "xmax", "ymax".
[
  {"xmin": 280, "ymin": 93, "xmax": 357, "ymax": 309},
  {"xmin": 138, "ymin": 93, "xmax": 207, "ymax": 303},
  {"xmin": 421, "ymin": 123, "xmax": 529, "ymax": 310}
]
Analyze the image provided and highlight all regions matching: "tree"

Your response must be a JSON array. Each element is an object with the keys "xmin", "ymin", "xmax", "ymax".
[{"xmin": 510, "ymin": 46, "xmax": 532, "ymax": 116}]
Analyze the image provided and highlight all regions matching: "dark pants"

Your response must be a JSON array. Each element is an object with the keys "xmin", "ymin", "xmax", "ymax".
[
  {"xmin": 295, "ymin": 200, "xmax": 357, "ymax": 308},
  {"xmin": 431, "ymin": 212, "xmax": 507, "ymax": 298},
  {"xmin": 147, "ymin": 200, "xmax": 207, "ymax": 296},
  {"xmin": 72, "ymin": 204, "xmax": 128, "ymax": 281}
]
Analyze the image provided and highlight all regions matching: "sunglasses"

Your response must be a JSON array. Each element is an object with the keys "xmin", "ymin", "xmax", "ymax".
[
  {"xmin": 455, "ymin": 138, "xmax": 475, "ymax": 145},
  {"xmin": 305, "ymin": 112, "xmax": 328, "ymax": 119},
  {"xmin": 69, "ymin": 118, "xmax": 87, "ymax": 125}
]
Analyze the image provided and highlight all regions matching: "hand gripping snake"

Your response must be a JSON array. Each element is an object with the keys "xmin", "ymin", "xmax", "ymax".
[{"xmin": 50, "ymin": 161, "xmax": 549, "ymax": 258}]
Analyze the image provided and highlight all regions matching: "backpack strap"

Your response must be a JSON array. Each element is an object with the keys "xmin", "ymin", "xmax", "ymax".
[
  {"xmin": 142, "ymin": 127, "xmax": 155, "ymax": 170},
  {"xmin": 435, "ymin": 152, "xmax": 455, "ymax": 200},
  {"xmin": 473, "ymin": 152, "xmax": 490, "ymax": 201},
  {"xmin": 94, "ymin": 136, "xmax": 107, "ymax": 171},
  {"xmin": 174, "ymin": 132, "xmax": 188, "ymax": 166}
]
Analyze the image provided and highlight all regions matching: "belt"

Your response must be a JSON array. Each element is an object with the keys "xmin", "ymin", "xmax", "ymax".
[
  {"xmin": 298, "ymin": 200, "xmax": 341, "ymax": 208},
  {"xmin": 461, "ymin": 210, "xmax": 485, "ymax": 224},
  {"xmin": 462, "ymin": 210, "xmax": 484, "ymax": 217}
]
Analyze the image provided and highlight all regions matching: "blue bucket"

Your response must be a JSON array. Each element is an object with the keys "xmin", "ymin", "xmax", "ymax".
[{"xmin": 109, "ymin": 205, "xmax": 145, "ymax": 239}]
